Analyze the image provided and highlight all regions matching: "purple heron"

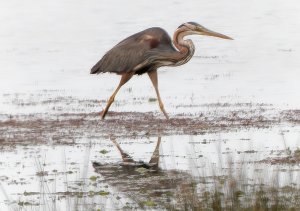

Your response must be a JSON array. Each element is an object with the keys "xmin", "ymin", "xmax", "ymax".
[{"xmin": 91, "ymin": 22, "xmax": 232, "ymax": 119}]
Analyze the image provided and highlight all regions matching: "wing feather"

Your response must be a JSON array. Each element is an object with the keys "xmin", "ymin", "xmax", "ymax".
[{"xmin": 90, "ymin": 27, "xmax": 173, "ymax": 74}]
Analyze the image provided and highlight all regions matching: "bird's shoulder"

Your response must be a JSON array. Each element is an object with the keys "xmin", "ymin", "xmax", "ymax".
[
  {"xmin": 116, "ymin": 27, "xmax": 172, "ymax": 49},
  {"xmin": 90, "ymin": 27, "xmax": 173, "ymax": 74}
]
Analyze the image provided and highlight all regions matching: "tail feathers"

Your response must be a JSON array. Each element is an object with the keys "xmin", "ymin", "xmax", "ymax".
[
  {"xmin": 90, "ymin": 66, "xmax": 99, "ymax": 74},
  {"xmin": 90, "ymin": 60, "xmax": 103, "ymax": 74}
]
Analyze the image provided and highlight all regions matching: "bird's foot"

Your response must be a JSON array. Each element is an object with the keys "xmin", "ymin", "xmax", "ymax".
[
  {"xmin": 100, "ymin": 110, "xmax": 107, "ymax": 120},
  {"xmin": 168, "ymin": 118, "xmax": 177, "ymax": 126},
  {"xmin": 162, "ymin": 111, "xmax": 169, "ymax": 120}
]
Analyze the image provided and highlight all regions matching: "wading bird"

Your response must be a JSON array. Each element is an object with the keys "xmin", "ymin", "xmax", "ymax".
[{"xmin": 91, "ymin": 22, "xmax": 232, "ymax": 119}]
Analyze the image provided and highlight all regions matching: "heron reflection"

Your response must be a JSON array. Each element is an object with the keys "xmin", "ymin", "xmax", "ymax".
[{"xmin": 93, "ymin": 137, "xmax": 195, "ymax": 209}]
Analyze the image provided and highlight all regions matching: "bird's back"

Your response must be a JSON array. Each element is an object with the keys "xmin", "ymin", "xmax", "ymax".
[{"xmin": 90, "ymin": 27, "xmax": 175, "ymax": 75}]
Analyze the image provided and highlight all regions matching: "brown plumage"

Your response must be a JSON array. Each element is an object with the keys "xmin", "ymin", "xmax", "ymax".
[
  {"xmin": 91, "ymin": 27, "xmax": 177, "ymax": 75},
  {"xmin": 91, "ymin": 22, "xmax": 233, "ymax": 119}
]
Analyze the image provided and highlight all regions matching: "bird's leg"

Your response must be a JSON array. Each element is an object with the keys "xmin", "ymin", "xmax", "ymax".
[
  {"xmin": 148, "ymin": 70, "xmax": 169, "ymax": 119},
  {"xmin": 110, "ymin": 138, "xmax": 134, "ymax": 163},
  {"xmin": 149, "ymin": 137, "xmax": 161, "ymax": 167},
  {"xmin": 101, "ymin": 73, "xmax": 133, "ymax": 119}
]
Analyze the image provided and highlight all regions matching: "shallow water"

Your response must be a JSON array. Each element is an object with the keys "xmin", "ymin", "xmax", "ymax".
[
  {"xmin": 1, "ymin": 0, "xmax": 300, "ymax": 210},
  {"xmin": 1, "ymin": 0, "xmax": 300, "ymax": 115},
  {"xmin": 1, "ymin": 125, "xmax": 300, "ymax": 210}
]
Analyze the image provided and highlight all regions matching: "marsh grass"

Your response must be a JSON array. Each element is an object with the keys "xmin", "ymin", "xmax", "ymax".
[
  {"xmin": 168, "ymin": 167, "xmax": 300, "ymax": 211},
  {"xmin": 168, "ymin": 141, "xmax": 300, "ymax": 211},
  {"xmin": 2, "ymin": 163, "xmax": 300, "ymax": 211},
  {"xmin": 1, "ymin": 136, "xmax": 300, "ymax": 211}
]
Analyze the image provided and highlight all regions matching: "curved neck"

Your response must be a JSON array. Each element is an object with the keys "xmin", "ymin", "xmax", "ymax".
[{"xmin": 172, "ymin": 28, "xmax": 195, "ymax": 66}]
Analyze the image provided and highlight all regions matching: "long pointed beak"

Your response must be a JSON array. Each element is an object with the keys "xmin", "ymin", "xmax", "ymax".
[{"xmin": 198, "ymin": 28, "xmax": 233, "ymax": 40}]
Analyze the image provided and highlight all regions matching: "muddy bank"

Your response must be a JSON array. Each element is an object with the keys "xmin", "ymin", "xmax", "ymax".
[{"xmin": 0, "ymin": 106, "xmax": 299, "ymax": 145}]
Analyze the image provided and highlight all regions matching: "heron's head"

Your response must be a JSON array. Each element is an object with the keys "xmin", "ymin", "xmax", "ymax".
[{"xmin": 178, "ymin": 22, "xmax": 233, "ymax": 40}]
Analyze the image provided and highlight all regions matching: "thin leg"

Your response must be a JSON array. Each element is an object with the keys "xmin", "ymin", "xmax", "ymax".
[
  {"xmin": 110, "ymin": 138, "xmax": 134, "ymax": 163},
  {"xmin": 148, "ymin": 70, "xmax": 169, "ymax": 119},
  {"xmin": 101, "ymin": 73, "xmax": 133, "ymax": 119},
  {"xmin": 149, "ymin": 137, "xmax": 161, "ymax": 167}
]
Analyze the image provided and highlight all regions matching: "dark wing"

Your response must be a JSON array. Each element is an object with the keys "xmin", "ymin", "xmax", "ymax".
[{"xmin": 90, "ymin": 27, "xmax": 172, "ymax": 74}]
